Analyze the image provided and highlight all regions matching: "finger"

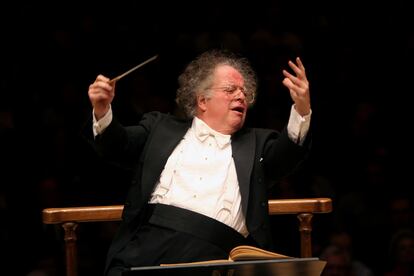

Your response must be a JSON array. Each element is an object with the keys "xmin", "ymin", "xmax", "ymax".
[
  {"xmin": 96, "ymin": 74, "xmax": 110, "ymax": 82},
  {"xmin": 295, "ymin": 57, "xmax": 306, "ymax": 72},
  {"xmin": 93, "ymin": 75, "xmax": 115, "ymax": 90},
  {"xmin": 88, "ymin": 88, "xmax": 114, "ymax": 105},
  {"xmin": 282, "ymin": 69, "xmax": 295, "ymax": 81},
  {"xmin": 283, "ymin": 77, "xmax": 308, "ymax": 97},
  {"xmin": 283, "ymin": 70, "xmax": 302, "ymax": 87},
  {"xmin": 288, "ymin": 59, "xmax": 308, "ymax": 83},
  {"xmin": 88, "ymin": 83, "xmax": 114, "ymax": 99},
  {"xmin": 282, "ymin": 78, "xmax": 296, "ymax": 93},
  {"xmin": 95, "ymin": 93, "xmax": 113, "ymax": 102},
  {"xmin": 93, "ymin": 79, "xmax": 114, "ymax": 92},
  {"xmin": 287, "ymin": 60, "xmax": 304, "ymax": 78}
]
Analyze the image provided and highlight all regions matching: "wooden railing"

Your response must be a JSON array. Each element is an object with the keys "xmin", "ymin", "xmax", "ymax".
[{"xmin": 43, "ymin": 198, "xmax": 332, "ymax": 276}]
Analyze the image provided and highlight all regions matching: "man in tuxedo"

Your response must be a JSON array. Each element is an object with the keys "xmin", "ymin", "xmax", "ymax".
[{"xmin": 87, "ymin": 49, "xmax": 311, "ymax": 276}]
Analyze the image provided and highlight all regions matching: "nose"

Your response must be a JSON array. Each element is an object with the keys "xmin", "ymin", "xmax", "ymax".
[{"xmin": 234, "ymin": 87, "xmax": 246, "ymax": 101}]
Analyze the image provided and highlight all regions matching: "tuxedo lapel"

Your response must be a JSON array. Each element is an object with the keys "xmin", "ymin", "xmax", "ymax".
[
  {"xmin": 231, "ymin": 129, "xmax": 256, "ymax": 215},
  {"xmin": 141, "ymin": 117, "xmax": 191, "ymax": 199}
]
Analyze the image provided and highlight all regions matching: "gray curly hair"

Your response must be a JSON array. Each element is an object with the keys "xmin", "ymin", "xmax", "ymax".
[{"xmin": 176, "ymin": 49, "xmax": 257, "ymax": 118}]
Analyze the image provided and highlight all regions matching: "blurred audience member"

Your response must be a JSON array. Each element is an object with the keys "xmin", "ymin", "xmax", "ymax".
[{"xmin": 384, "ymin": 229, "xmax": 414, "ymax": 276}]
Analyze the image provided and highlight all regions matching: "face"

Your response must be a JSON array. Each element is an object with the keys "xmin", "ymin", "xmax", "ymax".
[
  {"xmin": 196, "ymin": 65, "xmax": 248, "ymax": 135},
  {"xmin": 322, "ymin": 255, "xmax": 351, "ymax": 276}
]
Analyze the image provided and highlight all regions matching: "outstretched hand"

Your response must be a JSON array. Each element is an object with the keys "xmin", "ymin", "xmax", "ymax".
[
  {"xmin": 88, "ymin": 75, "xmax": 116, "ymax": 120},
  {"xmin": 282, "ymin": 57, "xmax": 310, "ymax": 117}
]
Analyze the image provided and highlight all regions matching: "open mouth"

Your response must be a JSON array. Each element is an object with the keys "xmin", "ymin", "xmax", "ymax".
[{"xmin": 231, "ymin": 106, "xmax": 245, "ymax": 115}]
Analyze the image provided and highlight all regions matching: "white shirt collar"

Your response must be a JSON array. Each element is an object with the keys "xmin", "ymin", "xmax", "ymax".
[{"xmin": 193, "ymin": 117, "xmax": 231, "ymax": 149}]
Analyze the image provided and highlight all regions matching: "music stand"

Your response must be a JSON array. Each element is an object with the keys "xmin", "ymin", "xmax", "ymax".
[{"xmin": 122, "ymin": 258, "xmax": 326, "ymax": 276}]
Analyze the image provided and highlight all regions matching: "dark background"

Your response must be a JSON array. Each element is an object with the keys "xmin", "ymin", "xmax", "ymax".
[{"xmin": 1, "ymin": 2, "xmax": 413, "ymax": 275}]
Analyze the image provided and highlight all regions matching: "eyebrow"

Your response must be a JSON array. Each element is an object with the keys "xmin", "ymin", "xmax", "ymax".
[{"xmin": 217, "ymin": 83, "xmax": 245, "ymax": 88}]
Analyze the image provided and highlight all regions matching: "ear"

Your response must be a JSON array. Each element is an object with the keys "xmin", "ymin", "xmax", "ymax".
[{"xmin": 197, "ymin": 94, "xmax": 208, "ymax": 112}]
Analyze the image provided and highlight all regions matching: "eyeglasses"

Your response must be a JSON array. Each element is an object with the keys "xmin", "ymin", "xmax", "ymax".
[{"xmin": 208, "ymin": 84, "xmax": 255, "ymax": 104}]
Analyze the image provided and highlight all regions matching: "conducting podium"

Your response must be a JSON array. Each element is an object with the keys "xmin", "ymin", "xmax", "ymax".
[{"xmin": 123, "ymin": 258, "xmax": 327, "ymax": 276}]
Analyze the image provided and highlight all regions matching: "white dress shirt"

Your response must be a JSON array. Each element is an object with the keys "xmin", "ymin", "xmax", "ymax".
[{"xmin": 149, "ymin": 117, "xmax": 249, "ymax": 235}]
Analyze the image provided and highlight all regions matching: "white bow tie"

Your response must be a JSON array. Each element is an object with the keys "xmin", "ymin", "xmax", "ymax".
[{"xmin": 194, "ymin": 119, "xmax": 230, "ymax": 149}]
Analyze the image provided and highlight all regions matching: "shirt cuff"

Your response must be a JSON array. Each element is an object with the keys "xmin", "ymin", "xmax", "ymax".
[
  {"xmin": 92, "ymin": 105, "xmax": 113, "ymax": 137},
  {"xmin": 287, "ymin": 105, "xmax": 311, "ymax": 145}
]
